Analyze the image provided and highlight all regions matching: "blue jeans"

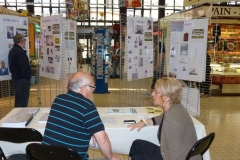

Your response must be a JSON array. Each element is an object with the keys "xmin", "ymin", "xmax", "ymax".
[
  {"xmin": 112, "ymin": 60, "xmax": 120, "ymax": 77},
  {"xmin": 12, "ymin": 79, "xmax": 30, "ymax": 107}
]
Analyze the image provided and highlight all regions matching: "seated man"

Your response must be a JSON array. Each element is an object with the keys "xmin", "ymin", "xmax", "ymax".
[{"xmin": 42, "ymin": 72, "xmax": 119, "ymax": 160}]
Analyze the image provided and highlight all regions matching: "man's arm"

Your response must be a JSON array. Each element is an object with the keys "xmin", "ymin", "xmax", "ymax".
[{"xmin": 93, "ymin": 130, "xmax": 119, "ymax": 160}]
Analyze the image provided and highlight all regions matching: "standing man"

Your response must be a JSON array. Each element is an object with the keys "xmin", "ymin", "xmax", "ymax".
[
  {"xmin": 42, "ymin": 72, "xmax": 120, "ymax": 160},
  {"xmin": 112, "ymin": 42, "xmax": 120, "ymax": 78},
  {"xmin": 9, "ymin": 34, "xmax": 31, "ymax": 107},
  {"xmin": 0, "ymin": 61, "xmax": 9, "ymax": 75}
]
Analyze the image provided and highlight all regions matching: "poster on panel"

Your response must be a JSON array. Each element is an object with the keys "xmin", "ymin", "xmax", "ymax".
[
  {"xmin": 126, "ymin": 16, "xmax": 154, "ymax": 81},
  {"xmin": 0, "ymin": 15, "xmax": 29, "ymax": 81},
  {"xmin": 169, "ymin": 19, "xmax": 208, "ymax": 82},
  {"xmin": 40, "ymin": 15, "xmax": 62, "ymax": 80},
  {"xmin": 61, "ymin": 19, "xmax": 77, "ymax": 74}
]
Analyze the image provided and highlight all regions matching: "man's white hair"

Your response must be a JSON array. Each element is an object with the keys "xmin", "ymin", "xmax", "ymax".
[{"xmin": 68, "ymin": 75, "xmax": 89, "ymax": 93}]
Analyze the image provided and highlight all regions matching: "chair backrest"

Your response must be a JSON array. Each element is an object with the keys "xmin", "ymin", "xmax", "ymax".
[
  {"xmin": 0, "ymin": 128, "xmax": 43, "ymax": 143},
  {"xmin": 26, "ymin": 143, "xmax": 82, "ymax": 160},
  {"xmin": 186, "ymin": 132, "xmax": 215, "ymax": 160}
]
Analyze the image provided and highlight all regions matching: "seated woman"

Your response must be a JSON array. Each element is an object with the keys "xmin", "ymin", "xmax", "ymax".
[{"xmin": 128, "ymin": 77, "xmax": 201, "ymax": 160}]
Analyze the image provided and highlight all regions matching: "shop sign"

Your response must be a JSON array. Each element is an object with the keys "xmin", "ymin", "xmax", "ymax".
[
  {"xmin": 183, "ymin": 0, "xmax": 236, "ymax": 7},
  {"xmin": 208, "ymin": 6, "xmax": 240, "ymax": 17},
  {"xmin": 181, "ymin": 6, "xmax": 240, "ymax": 19}
]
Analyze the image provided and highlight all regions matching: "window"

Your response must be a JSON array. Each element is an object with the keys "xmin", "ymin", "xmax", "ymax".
[{"xmin": 1, "ymin": 0, "xmax": 184, "ymax": 27}]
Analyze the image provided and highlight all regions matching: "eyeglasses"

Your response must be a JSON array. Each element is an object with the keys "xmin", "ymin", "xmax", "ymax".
[{"xmin": 85, "ymin": 85, "xmax": 96, "ymax": 90}]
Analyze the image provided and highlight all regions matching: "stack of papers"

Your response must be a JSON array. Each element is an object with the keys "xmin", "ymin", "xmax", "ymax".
[
  {"xmin": 104, "ymin": 108, "xmax": 137, "ymax": 114},
  {"xmin": 2, "ymin": 108, "xmax": 40, "ymax": 128},
  {"xmin": 38, "ymin": 112, "xmax": 49, "ymax": 123}
]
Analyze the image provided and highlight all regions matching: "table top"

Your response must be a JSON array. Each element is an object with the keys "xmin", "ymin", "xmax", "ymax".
[{"xmin": 0, "ymin": 107, "xmax": 210, "ymax": 160}]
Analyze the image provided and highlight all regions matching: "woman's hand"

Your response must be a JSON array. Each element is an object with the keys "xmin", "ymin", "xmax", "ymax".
[{"xmin": 127, "ymin": 121, "xmax": 145, "ymax": 132}]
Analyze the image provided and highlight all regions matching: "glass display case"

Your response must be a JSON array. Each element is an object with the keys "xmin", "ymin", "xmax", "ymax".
[
  {"xmin": 208, "ymin": 24, "xmax": 240, "ymax": 88},
  {"xmin": 211, "ymin": 63, "xmax": 240, "ymax": 85}
]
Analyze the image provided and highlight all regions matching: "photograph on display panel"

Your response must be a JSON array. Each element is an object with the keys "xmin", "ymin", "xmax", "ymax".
[
  {"xmin": 7, "ymin": 26, "xmax": 14, "ymax": 39},
  {"xmin": 0, "ymin": 60, "xmax": 9, "ymax": 76},
  {"xmin": 16, "ymin": 28, "xmax": 28, "ymax": 37}
]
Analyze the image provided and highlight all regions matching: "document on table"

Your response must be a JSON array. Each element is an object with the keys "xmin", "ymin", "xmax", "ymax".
[
  {"xmin": 145, "ymin": 107, "xmax": 163, "ymax": 114},
  {"xmin": 100, "ymin": 117, "xmax": 117, "ymax": 125},
  {"xmin": 2, "ymin": 108, "xmax": 40, "ymax": 127},
  {"xmin": 38, "ymin": 112, "xmax": 50, "ymax": 123},
  {"xmin": 104, "ymin": 108, "xmax": 137, "ymax": 114}
]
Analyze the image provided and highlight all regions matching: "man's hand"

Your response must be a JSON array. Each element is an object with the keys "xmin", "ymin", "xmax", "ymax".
[
  {"xmin": 127, "ymin": 121, "xmax": 145, "ymax": 132},
  {"xmin": 113, "ymin": 55, "xmax": 118, "ymax": 61}
]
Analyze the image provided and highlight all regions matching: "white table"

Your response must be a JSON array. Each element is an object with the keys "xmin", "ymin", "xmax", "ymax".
[{"xmin": 0, "ymin": 107, "xmax": 210, "ymax": 160}]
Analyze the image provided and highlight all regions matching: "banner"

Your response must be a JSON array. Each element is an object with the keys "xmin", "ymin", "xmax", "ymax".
[
  {"xmin": 40, "ymin": 15, "xmax": 62, "ymax": 80},
  {"xmin": 168, "ymin": 19, "xmax": 208, "ymax": 82},
  {"xmin": 126, "ymin": 17, "xmax": 154, "ymax": 81},
  {"xmin": 40, "ymin": 15, "xmax": 77, "ymax": 80}
]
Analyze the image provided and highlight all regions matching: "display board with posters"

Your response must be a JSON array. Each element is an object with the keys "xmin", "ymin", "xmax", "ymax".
[
  {"xmin": 61, "ymin": 19, "xmax": 77, "ymax": 74},
  {"xmin": 168, "ymin": 19, "xmax": 208, "ymax": 82},
  {"xmin": 126, "ymin": 17, "xmax": 154, "ymax": 81},
  {"xmin": 0, "ymin": 15, "xmax": 29, "ymax": 81},
  {"xmin": 40, "ymin": 15, "xmax": 62, "ymax": 80},
  {"xmin": 40, "ymin": 15, "xmax": 77, "ymax": 80}
]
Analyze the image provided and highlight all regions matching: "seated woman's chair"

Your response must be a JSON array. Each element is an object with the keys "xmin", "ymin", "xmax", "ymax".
[
  {"xmin": 0, "ymin": 127, "xmax": 43, "ymax": 160},
  {"xmin": 26, "ymin": 143, "xmax": 81, "ymax": 160},
  {"xmin": 186, "ymin": 132, "xmax": 215, "ymax": 160}
]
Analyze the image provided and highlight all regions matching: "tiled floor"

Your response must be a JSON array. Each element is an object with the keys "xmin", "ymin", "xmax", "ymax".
[{"xmin": 1, "ymin": 65, "xmax": 240, "ymax": 159}]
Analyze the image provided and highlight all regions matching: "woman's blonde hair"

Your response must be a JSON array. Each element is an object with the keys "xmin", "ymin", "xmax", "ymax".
[{"xmin": 155, "ymin": 77, "xmax": 182, "ymax": 104}]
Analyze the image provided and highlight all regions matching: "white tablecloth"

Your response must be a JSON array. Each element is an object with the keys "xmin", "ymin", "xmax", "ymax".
[{"xmin": 0, "ymin": 107, "xmax": 210, "ymax": 160}]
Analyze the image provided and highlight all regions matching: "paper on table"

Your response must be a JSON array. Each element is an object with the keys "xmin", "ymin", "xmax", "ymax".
[
  {"xmin": 17, "ymin": 108, "xmax": 40, "ymax": 116},
  {"xmin": 1, "ymin": 108, "xmax": 40, "ymax": 128},
  {"xmin": 100, "ymin": 117, "xmax": 117, "ymax": 125},
  {"xmin": 104, "ymin": 108, "xmax": 137, "ymax": 114},
  {"xmin": 145, "ymin": 107, "xmax": 163, "ymax": 114},
  {"xmin": 2, "ymin": 114, "xmax": 33, "ymax": 127},
  {"xmin": 38, "ymin": 112, "xmax": 49, "ymax": 123}
]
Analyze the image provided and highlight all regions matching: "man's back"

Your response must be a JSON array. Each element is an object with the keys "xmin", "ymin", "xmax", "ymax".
[
  {"xmin": 42, "ymin": 90, "xmax": 104, "ymax": 160},
  {"xmin": 8, "ymin": 44, "xmax": 31, "ymax": 80}
]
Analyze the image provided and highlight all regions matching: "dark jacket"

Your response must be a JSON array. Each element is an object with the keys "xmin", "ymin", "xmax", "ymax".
[{"xmin": 8, "ymin": 44, "xmax": 31, "ymax": 80}]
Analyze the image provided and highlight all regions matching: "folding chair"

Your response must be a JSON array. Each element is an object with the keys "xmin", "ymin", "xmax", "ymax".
[
  {"xmin": 0, "ymin": 128, "xmax": 43, "ymax": 160},
  {"xmin": 186, "ymin": 132, "xmax": 215, "ymax": 160},
  {"xmin": 26, "ymin": 143, "xmax": 81, "ymax": 160}
]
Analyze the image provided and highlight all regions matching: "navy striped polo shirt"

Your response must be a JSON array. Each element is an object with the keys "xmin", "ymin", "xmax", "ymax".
[{"xmin": 42, "ymin": 90, "xmax": 104, "ymax": 160}]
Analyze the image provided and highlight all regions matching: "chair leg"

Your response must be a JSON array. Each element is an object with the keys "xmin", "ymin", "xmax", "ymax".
[{"xmin": 0, "ymin": 147, "xmax": 7, "ymax": 160}]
